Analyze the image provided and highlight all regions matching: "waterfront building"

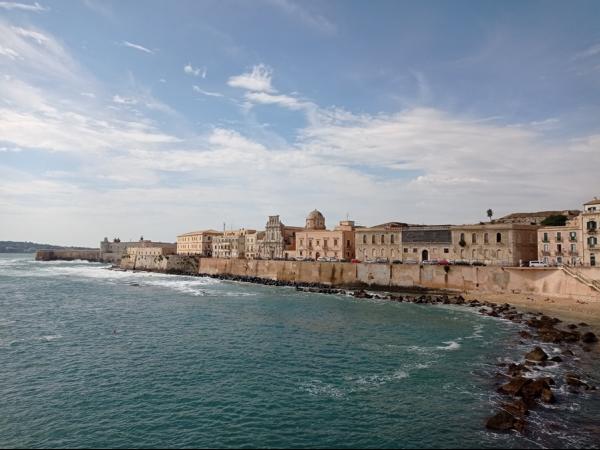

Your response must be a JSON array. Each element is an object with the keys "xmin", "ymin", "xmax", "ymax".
[
  {"xmin": 100, "ymin": 237, "xmax": 174, "ymax": 263},
  {"xmin": 258, "ymin": 215, "xmax": 303, "ymax": 260},
  {"xmin": 537, "ymin": 215, "xmax": 583, "ymax": 266},
  {"xmin": 126, "ymin": 243, "xmax": 177, "ymax": 258},
  {"xmin": 402, "ymin": 225, "xmax": 453, "ymax": 263},
  {"xmin": 212, "ymin": 229, "xmax": 256, "ymax": 259},
  {"xmin": 176, "ymin": 230, "xmax": 222, "ymax": 256},
  {"xmin": 582, "ymin": 197, "xmax": 600, "ymax": 267},
  {"xmin": 355, "ymin": 222, "xmax": 405, "ymax": 261},
  {"xmin": 451, "ymin": 224, "xmax": 538, "ymax": 266},
  {"xmin": 245, "ymin": 231, "xmax": 264, "ymax": 260},
  {"xmin": 294, "ymin": 210, "xmax": 357, "ymax": 260}
]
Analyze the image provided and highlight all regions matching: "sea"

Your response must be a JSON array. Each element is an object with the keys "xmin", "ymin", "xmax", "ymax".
[{"xmin": 0, "ymin": 254, "xmax": 599, "ymax": 448}]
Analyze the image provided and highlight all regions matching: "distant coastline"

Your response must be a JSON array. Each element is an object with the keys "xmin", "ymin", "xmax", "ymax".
[{"xmin": 0, "ymin": 241, "xmax": 94, "ymax": 254}]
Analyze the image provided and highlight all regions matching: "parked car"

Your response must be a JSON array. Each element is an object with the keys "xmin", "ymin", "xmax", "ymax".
[
  {"xmin": 403, "ymin": 259, "xmax": 418, "ymax": 264},
  {"xmin": 422, "ymin": 259, "xmax": 439, "ymax": 265},
  {"xmin": 374, "ymin": 257, "xmax": 389, "ymax": 264},
  {"xmin": 453, "ymin": 260, "xmax": 471, "ymax": 266},
  {"xmin": 391, "ymin": 260, "xmax": 403, "ymax": 264},
  {"xmin": 339, "ymin": 258, "xmax": 350, "ymax": 263},
  {"xmin": 471, "ymin": 261, "xmax": 487, "ymax": 266},
  {"xmin": 350, "ymin": 258, "xmax": 361, "ymax": 264},
  {"xmin": 317, "ymin": 257, "xmax": 328, "ymax": 262},
  {"xmin": 437, "ymin": 259, "xmax": 450, "ymax": 265},
  {"xmin": 529, "ymin": 260, "xmax": 549, "ymax": 267}
]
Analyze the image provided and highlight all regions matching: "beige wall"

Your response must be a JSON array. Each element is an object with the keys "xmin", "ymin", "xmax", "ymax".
[
  {"xmin": 177, "ymin": 231, "xmax": 221, "ymax": 256},
  {"xmin": 296, "ymin": 225, "xmax": 355, "ymax": 260},
  {"xmin": 451, "ymin": 224, "xmax": 538, "ymax": 266},
  {"xmin": 582, "ymin": 203, "xmax": 600, "ymax": 267},
  {"xmin": 538, "ymin": 215, "xmax": 582, "ymax": 266},
  {"xmin": 355, "ymin": 227, "xmax": 402, "ymax": 261}
]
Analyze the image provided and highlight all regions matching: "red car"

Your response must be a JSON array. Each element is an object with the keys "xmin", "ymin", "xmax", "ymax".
[
  {"xmin": 437, "ymin": 259, "xmax": 450, "ymax": 265},
  {"xmin": 351, "ymin": 258, "xmax": 361, "ymax": 263}
]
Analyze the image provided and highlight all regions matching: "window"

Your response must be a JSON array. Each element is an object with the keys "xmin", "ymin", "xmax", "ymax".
[
  {"xmin": 381, "ymin": 249, "xmax": 385, "ymax": 257},
  {"xmin": 460, "ymin": 233, "xmax": 465, "ymax": 242},
  {"xmin": 363, "ymin": 235, "xmax": 367, "ymax": 244},
  {"xmin": 484, "ymin": 233, "xmax": 489, "ymax": 244},
  {"xmin": 444, "ymin": 248, "xmax": 449, "ymax": 253},
  {"xmin": 543, "ymin": 232, "xmax": 549, "ymax": 242},
  {"xmin": 334, "ymin": 239, "xmax": 339, "ymax": 247},
  {"xmin": 570, "ymin": 232, "xmax": 577, "ymax": 241},
  {"xmin": 588, "ymin": 221, "xmax": 597, "ymax": 231},
  {"xmin": 557, "ymin": 244, "xmax": 562, "ymax": 253},
  {"xmin": 404, "ymin": 248, "xmax": 408, "ymax": 253},
  {"xmin": 571, "ymin": 243, "xmax": 577, "ymax": 252},
  {"xmin": 557, "ymin": 232, "xmax": 562, "ymax": 242},
  {"xmin": 381, "ymin": 235, "xmax": 385, "ymax": 244},
  {"xmin": 413, "ymin": 248, "xmax": 417, "ymax": 253},
  {"xmin": 300, "ymin": 239, "xmax": 304, "ymax": 247},
  {"xmin": 544, "ymin": 243, "xmax": 549, "ymax": 252},
  {"xmin": 472, "ymin": 233, "xmax": 477, "ymax": 244},
  {"xmin": 372, "ymin": 249, "xmax": 376, "ymax": 257},
  {"xmin": 391, "ymin": 234, "xmax": 395, "ymax": 244},
  {"xmin": 324, "ymin": 239, "xmax": 328, "ymax": 248},
  {"xmin": 372, "ymin": 235, "xmax": 376, "ymax": 244},
  {"xmin": 347, "ymin": 240, "xmax": 350, "ymax": 247},
  {"xmin": 496, "ymin": 233, "xmax": 502, "ymax": 243}
]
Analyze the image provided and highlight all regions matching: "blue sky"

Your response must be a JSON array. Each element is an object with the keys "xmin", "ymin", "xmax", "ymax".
[{"xmin": 1, "ymin": 0, "xmax": 599, "ymax": 246}]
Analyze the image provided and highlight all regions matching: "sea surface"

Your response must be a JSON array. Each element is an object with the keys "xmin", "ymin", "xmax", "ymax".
[{"xmin": 0, "ymin": 254, "xmax": 599, "ymax": 448}]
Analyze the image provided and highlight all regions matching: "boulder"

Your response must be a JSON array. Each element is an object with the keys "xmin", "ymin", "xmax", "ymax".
[
  {"xmin": 519, "ymin": 331, "xmax": 533, "ymax": 339},
  {"xmin": 520, "ymin": 378, "xmax": 551, "ymax": 404},
  {"xmin": 486, "ymin": 411, "xmax": 526, "ymax": 433},
  {"xmin": 581, "ymin": 332, "xmax": 598, "ymax": 344},
  {"xmin": 498, "ymin": 377, "xmax": 531, "ymax": 396},
  {"xmin": 502, "ymin": 399, "xmax": 529, "ymax": 417},
  {"xmin": 525, "ymin": 346, "xmax": 549, "ymax": 362}
]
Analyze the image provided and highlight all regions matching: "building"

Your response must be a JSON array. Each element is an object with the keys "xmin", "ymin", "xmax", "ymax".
[
  {"xmin": 403, "ymin": 225, "xmax": 453, "ymax": 263},
  {"xmin": 294, "ymin": 210, "xmax": 357, "ymax": 260},
  {"xmin": 582, "ymin": 198, "xmax": 600, "ymax": 267},
  {"xmin": 537, "ymin": 215, "xmax": 582, "ymax": 266},
  {"xmin": 212, "ymin": 229, "xmax": 255, "ymax": 259},
  {"xmin": 258, "ymin": 215, "xmax": 303, "ymax": 260},
  {"xmin": 355, "ymin": 222, "xmax": 405, "ymax": 261},
  {"xmin": 451, "ymin": 224, "xmax": 538, "ymax": 266},
  {"xmin": 245, "ymin": 231, "xmax": 264, "ymax": 260},
  {"xmin": 176, "ymin": 230, "xmax": 222, "ymax": 256},
  {"xmin": 100, "ymin": 237, "xmax": 173, "ymax": 263},
  {"xmin": 126, "ymin": 243, "xmax": 177, "ymax": 258}
]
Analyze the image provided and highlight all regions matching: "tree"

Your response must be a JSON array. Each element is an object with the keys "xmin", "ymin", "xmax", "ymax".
[
  {"xmin": 487, "ymin": 209, "xmax": 494, "ymax": 222},
  {"xmin": 541, "ymin": 215, "xmax": 567, "ymax": 226}
]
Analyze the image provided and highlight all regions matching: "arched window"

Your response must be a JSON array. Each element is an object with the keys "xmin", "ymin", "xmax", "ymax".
[
  {"xmin": 460, "ymin": 233, "xmax": 465, "ymax": 242},
  {"xmin": 496, "ymin": 233, "xmax": 502, "ymax": 243},
  {"xmin": 391, "ymin": 234, "xmax": 395, "ymax": 244}
]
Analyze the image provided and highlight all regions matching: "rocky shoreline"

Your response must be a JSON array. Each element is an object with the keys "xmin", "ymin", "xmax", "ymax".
[{"xmin": 127, "ymin": 268, "xmax": 600, "ymax": 435}]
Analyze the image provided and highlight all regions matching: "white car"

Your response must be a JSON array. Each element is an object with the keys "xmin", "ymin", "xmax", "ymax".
[
  {"xmin": 528, "ymin": 260, "xmax": 549, "ymax": 267},
  {"xmin": 422, "ymin": 259, "xmax": 439, "ymax": 265}
]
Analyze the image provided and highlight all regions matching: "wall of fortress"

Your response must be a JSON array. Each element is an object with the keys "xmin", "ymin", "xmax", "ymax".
[{"xmin": 36, "ymin": 249, "xmax": 600, "ymax": 300}]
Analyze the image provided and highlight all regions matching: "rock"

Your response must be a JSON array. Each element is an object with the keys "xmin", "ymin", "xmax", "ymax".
[
  {"xmin": 519, "ymin": 331, "xmax": 533, "ymax": 339},
  {"xmin": 520, "ymin": 378, "xmax": 551, "ymax": 404},
  {"xmin": 541, "ymin": 387, "xmax": 556, "ymax": 404},
  {"xmin": 561, "ymin": 349, "xmax": 575, "ymax": 357},
  {"xmin": 567, "ymin": 324, "xmax": 578, "ymax": 330},
  {"xmin": 502, "ymin": 399, "xmax": 529, "ymax": 417},
  {"xmin": 486, "ymin": 411, "xmax": 525, "ymax": 433},
  {"xmin": 353, "ymin": 290, "xmax": 373, "ymax": 299},
  {"xmin": 525, "ymin": 346, "xmax": 549, "ymax": 362},
  {"xmin": 506, "ymin": 363, "xmax": 530, "ymax": 377},
  {"xmin": 550, "ymin": 356, "xmax": 563, "ymax": 363},
  {"xmin": 578, "ymin": 322, "xmax": 589, "ymax": 327},
  {"xmin": 581, "ymin": 332, "xmax": 598, "ymax": 344},
  {"xmin": 565, "ymin": 373, "xmax": 589, "ymax": 389},
  {"xmin": 498, "ymin": 377, "xmax": 531, "ymax": 396}
]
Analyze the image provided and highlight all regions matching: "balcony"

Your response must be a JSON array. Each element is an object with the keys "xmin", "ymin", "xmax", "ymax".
[
  {"xmin": 587, "ymin": 228, "xmax": 597, "ymax": 234},
  {"xmin": 569, "ymin": 237, "xmax": 577, "ymax": 242},
  {"xmin": 541, "ymin": 238, "xmax": 550, "ymax": 243},
  {"xmin": 541, "ymin": 251, "xmax": 551, "ymax": 256},
  {"xmin": 569, "ymin": 251, "xmax": 579, "ymax": 256},
  {"xmin": 556, "ymin": 237, "xmax": 563, "ymax": 242}
]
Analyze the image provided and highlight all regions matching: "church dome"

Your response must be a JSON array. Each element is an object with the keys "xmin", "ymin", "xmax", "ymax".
[{"xmin": 306, "ymin": 210, "xmax": 326, "ymax": 230}]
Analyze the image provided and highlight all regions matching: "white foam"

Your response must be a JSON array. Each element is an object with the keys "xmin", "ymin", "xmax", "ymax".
[
  {"xmin": 299, "ymin": 380, "xmax": 346, "ymax": 399},
  {"xmin": 354, "ymin": 369, "xmax": 409, "ymax": 387},
  {"xmin": 39, "ymin": 335, "xmax": 61, "ymax": 342},
  {"xmin": 437, "ymin": 340, "xmax": 461, "ymax": 351}
]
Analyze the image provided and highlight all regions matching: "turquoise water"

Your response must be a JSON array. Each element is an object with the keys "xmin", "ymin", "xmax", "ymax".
[{"xmin": 0, "ymin": 254, "xmax": 598, "ymax": 448}]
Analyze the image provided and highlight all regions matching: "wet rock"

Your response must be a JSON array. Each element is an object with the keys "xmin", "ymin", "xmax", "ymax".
[
  {"xmin": 519, "ymin": 331, "xmax": 533, "ymax": 339},
  {"xmin": 541, "ymin": 387, "xmax": 556, "ymax": 404},
  {"xmin": 561, "ymin": 349, "xmax": 575, "ymax": 357},
  {"xmin": 353, "ymin": 290, "xmax": 373, "ymax": 299},
  {"xmin": 520, "ymin": 378, "xmax": 551, "ymax": 404},
  {"xmin": 525, "ymin": 346, "xmax": 549, "ymax": 362},
  {"xmin": 581, "ymin": 332, "xmax": 598, "ymax": 344},
  {"xmin": 506, "ymin": 363, "xmax": 530, "ymax": 377},
  {"xmin": 550, "ymin": 356, "xmax": 563, "ymax": 363},
  {"xmin": 578, "ymin": 322, "xmax": 589, "ymax": 327},
  {"xmin": 567, "ymin": 324, "xmax": 578, "ymax": 330},
  {"xmin": 486, "ymin": 411, "xmax": 525, "ymax": 433},
  {"xmin": 502, "ymin": 399, "xmax": 529, "ymax": 417},
  {"xmin": 498, "ymin": 377, "xmax": 530, "ymax": 396},
  {"xmin": 565, "ymin": 373, "xmax": 590, "ymax": 390}
]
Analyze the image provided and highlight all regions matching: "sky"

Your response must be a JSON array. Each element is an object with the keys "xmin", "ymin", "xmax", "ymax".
[{"xmin": 0, "ymin": 0, "xmax": 599, "ymax": 247}]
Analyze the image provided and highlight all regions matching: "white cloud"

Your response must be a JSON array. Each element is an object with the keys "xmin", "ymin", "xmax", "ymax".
[
  {"xmin": 228, "ymin": 64, "xmax": 274, "ymax": 93},
  {"xmin": 0, "ymin": 45, "xmax": 21, "ymax": 60},
  {"xmin": 192, "ymin": 85, "xmax": 223, "ymax": 97},
  {"xmin": 244, "ymin": 91, "xmax": 313, "ymax": 111},
  {"xmin": 0, "ymin": 145, "xmax": 22, "ymax": 152},
  {"xmin": 574, "ymin": 42, "xmax": 600, "ymax": 61},
  {"xmin": 121, "ymin": 41, "xmax": 154, "ymax": 54},
  {"xmin": 0, "ymin": 1, "xmax": 47, "ymax": 12},
  {"xmin": 112, "ymin": 94, "xmax": 138, "ymax": 105},
  {"xmin": 80, "ymin": 92, "xmax": 96, "ymax": 98},
  {"xmin": 184, "ymin": 63, "xmax": 207, "ymax": 78}
]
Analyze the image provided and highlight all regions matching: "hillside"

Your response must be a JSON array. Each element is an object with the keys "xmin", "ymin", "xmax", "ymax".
[{"xmin": 0, "ymin": 241, "xmax": 95, "ymax": 253}]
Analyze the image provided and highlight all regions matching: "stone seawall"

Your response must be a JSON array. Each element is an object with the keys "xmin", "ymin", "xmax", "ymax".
[
  {"xmin": 36, "ymin": 249, "xmax": 102, "ymax": 262},
  {"xmin": 114, "ymin": 255, "xmax": 600, "ymax": 300}
]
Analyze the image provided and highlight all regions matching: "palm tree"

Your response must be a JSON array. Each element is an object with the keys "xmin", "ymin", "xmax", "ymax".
[{"xmin": 487, "ymin": 209, "xmax": 493, "ymax": 222}]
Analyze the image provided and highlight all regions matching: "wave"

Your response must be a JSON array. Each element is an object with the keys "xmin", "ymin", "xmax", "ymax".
[
  {"xmin": 353, "ymin": 369, "xmax": 409, "ymax": 387},
  {"xmin": 298, "ymin": 380, "xmax": 346, "ymax": 399},
  {"xmin": 437, "ymin": 341, "xmax": 461, "ymax": 351}
]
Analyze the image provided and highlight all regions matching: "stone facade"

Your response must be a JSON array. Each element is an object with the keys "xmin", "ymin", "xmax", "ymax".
[
  {"xmin": 295, "ymin": 211, "xmax": 356, "ymax": 260},
  {"xmin": 176, "ymin": 230, "xmax": 222, "ymax": 256},
  {"xmin": 127, "ymin": 244, "xmax": 177, "ymax": 258},
  {"xmin": 212, "ymin": 229, "xmax": 255, "ymax": 259},
  {"xmin": 402, "ymin": 226, "xmax": 453, "ymax": 263},
  {"xmin": 100, "ymin": 238, "xmax": 174, "ymax": 263},
  {"xmin": 538, "ymin": 215, "xmax": 583, "ymax": 266},
  {"xmin": 258, "ymin": 215, "xmax": 303, "ymax": 260},
  {"xmin": 451, "ymin": 224, "xmax": 538, "ymax": 266},
  {"xmin": 245, "ymin": 231, "xmax": 264, "ymax": 260},
  {"xmin": 355, "ymin": 222, "xmax": 404, "ymax": 261},
  {"xmin": 582, "ymin": 198, "xmax": 600, "ymax": 267}
]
